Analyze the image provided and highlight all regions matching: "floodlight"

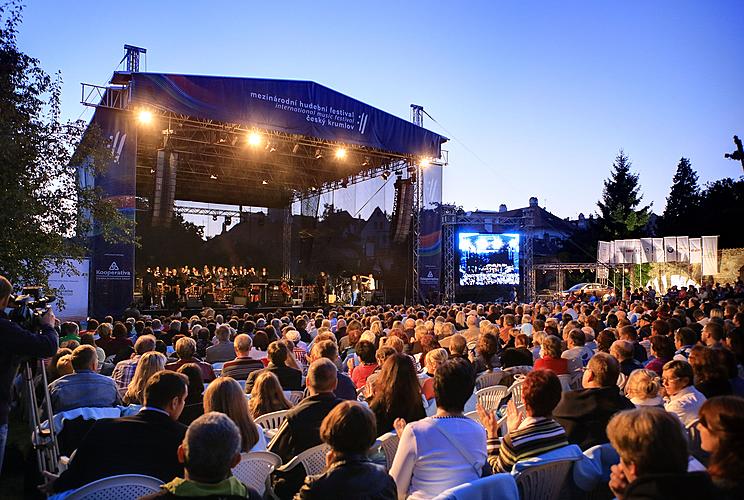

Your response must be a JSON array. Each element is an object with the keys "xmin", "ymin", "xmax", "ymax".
[
  {"xmin": 262, "ymin": 180, "xmax": 268, "ymax": 185},
  {"xmin": 381, "ymin": 171, "xmax": 391, "ymax": 180},
  {"xmin": 335, "ymin": 147, "xmax": 347, "ymax": 159},
  {"xmin": 137, "ymin": 109, "xmax": 154, "ymax": 125},
  {"xmin": 210, "ymin": 174, "xmax": 218, "ymax": 180},
  {"xmin": 247, "ymin": 131, "xmax": 262, "ymax": 146},
  {"xmin": 419, "ymin": 158, "xmax": 431, "ymax": 168}
]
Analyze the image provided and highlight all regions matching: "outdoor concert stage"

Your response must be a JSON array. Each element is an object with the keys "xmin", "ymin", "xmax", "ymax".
[
  {"xmin": 80, "ymin": 57, "xmax": 447, "ymax": 319},
  {"xmin": 139, "ymin": 304, "xmax": 363, "ymax": 319}
]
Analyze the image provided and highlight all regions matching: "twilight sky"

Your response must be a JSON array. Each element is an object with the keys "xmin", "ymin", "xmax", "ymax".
[{"xmin": 18, "ymin": 0, "xmax": 744, "ymax": 229}]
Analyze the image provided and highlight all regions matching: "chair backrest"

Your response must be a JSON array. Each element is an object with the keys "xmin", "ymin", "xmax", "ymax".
[
  {"xmin": 285, "ymin": 390, "xmax": 304, "ymax": 405},
  {"xmin": 514, "ymin": 460, "xmax": 575, "ymax": 500},
  {"xmin": 475, "ymin": 370, "xmax": 504, "ymax": 390},
  {"xmin": 212, "ymin": 362, "xmax": 225, "ymax": 375},
  {"xmin": 65, "ymin": 474, "xmax": 162, "ymax": 500},
  {"xmin": 686, "ymin": 419, "xmax": 710, "ymax": 465},
  {"xmin": 432, "ymin": 472, "xmax": 519, "ymax": 500},
  {"xmin": 475, "ymin": 385, "xmax": 509, "ymax": 412},
  {"xmin": 508, "ymin": 380, "xmax": 525, "ymax": 407},
  {"xmin": 231, "ymin": 451, "xmax": 282, "ymax": 497},
  {"xmin": 616, "ymin": 371, "xmax": 626, "ymax": 390},
  {"xmin": 464, "ymin": 410, "xmax": 481, "ymax": 424},
  {"xmin": 278, "ymin": 443, "xmax": 330, "ymax": 476},
  {"xmin": 504, "ymin": 365, "xmax": 533, "ymax": 375},
  {"xmin": 557, "ymin": 374, "xmax": 573, "ymax": 392},
  {"xmin": 255, "ymin": 409, "xmax": 289, "ymax": 431},
  {"xmin": 377, "ymin": 432, "xmax": 400, "ymax": 471}
]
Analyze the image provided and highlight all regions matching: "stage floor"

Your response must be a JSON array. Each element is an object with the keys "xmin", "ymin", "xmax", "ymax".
[{"xmin": 138, "ymin": 303, "xmax": 362, "ymax": 318}]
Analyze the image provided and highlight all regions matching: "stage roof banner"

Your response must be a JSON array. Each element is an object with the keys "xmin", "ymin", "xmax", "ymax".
[{"xmin": 129, "ymin": 73, "xmax": 447, "ymax": 158}]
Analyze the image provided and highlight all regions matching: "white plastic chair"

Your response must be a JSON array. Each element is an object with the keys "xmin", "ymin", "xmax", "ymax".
[
  {"xmin": 475, "ymin": 385, "xmax": 509, "ymax": 412},
  {"xmin": 231, "ymin": 451, "xmax": 282, "ymax": 497},
  {"xmin": 255, "ymin": 409, "xmax": 289, "ymax": 432},
  {"xmin": 285, "ymin": 390, "xmax": 304, "ymax": 405},
  {"xmin": 65, "ymin": 474, "xmax": 162, "ymax": 500},
  {"xmin": 508, "ymin": 380, "xmax": 525, "ymax": 407},
  {"xmin": 475, "ymin": 369, "xmax": 504, "ymax": 391},
  {"xmin": 276, "ymin": 443, "xmax": 330, "ymax": 476},
  {"xmin": 557, "ymin": 374, "xmax": 573, "ymax": 392},
  {"xmin": 514, "ymin": 460, "xmax": 575, "ymax": 500},
  {"xmin": 212, "ymin": 362, "xmax": 225, "ymax": 376},
  {"xmin": 376, "ymin": 432, "xmax": 400, "ymax": 471},
  {"xmin": 464, "ymin": 410, "xmax": 481, "ymax": 424},
  {"xmin": 433, "ymin": 472, "xmax": 519, "ymax": 500}
]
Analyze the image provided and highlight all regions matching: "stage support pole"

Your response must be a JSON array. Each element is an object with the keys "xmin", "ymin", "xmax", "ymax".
[{"xmin": 282, "ymin": 206, "xmax": 292, "ymax": 280}]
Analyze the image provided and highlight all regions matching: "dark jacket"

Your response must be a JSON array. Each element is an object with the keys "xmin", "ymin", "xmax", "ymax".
[
  {"xmin": 296, "ymin": 454, "xmax": 396, "ymax": 500},
  {"xmin": 500, "ymin": 347, "xmax": 534, "ymax": 368},
  {"xmin": 53, "ymin": 409, "xmax": 187, "ymax": 493},
  {"xmin": 620, "ymin": 358, "xmax": 644, "ymax": 377},
  {"xmin": 268, "ymin": 392, "xmax": 343, "ymax": 464},
  {"xmin": 0, "ymin": 312, "xmax": 58, "ymax": 426},
  {"xmin": 245, "ymin": 363, "xmax": 302, "ymax": 393},
  {"xmin": 623, "ymin": 471, "xmax": 718, "ymax": 499},
  {"xmin": 552, "ymin": 386, "xmax": 635, "ymax": 450},
  {"xmin": 696, "ymin": 378, "xmax": 733, "ymax": 399}
]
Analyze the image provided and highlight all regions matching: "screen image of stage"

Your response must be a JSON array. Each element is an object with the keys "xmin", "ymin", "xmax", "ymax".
[{"xmin": 458, "ymin": 233, "xmax": 520, "ymax": 287}]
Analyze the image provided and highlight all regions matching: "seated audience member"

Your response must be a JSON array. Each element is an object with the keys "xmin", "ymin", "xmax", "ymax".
[
  {"xmin": 55, "ymin": 354, "xmax": 73, "ymax": 378},
  {"xmin": 644, "ymin": 335, "xmax": 675, "ymax": 376},
  {"xmin": 596, "ymin": 329, "xmax": 617, "ymax": 354},
  {"xmin": 562, "ymin": 329, "xmax": 592, "ymax": 372},
  {"xmin": 553, "ymin": 352, "xmax": 634, "ymax": 450},
  {"xmin": 530, "ymin": 330, "xmax": 545, "ymax": 361},
  {"xmin": 221, "ymin": 334, "xmax": 264, "ymax": 381},
  {"xmin": 297, "ymin": 401, "xmax": 396, "ymax": 500},
  {"xmin": 348, "ymin": 339, "xmax": 378, "ymax": 389},
  {"xmin": 698, "ymin": 396, "xmax": 744, "ymax": 497},
  {"xmin": 46, "ymin": 371, "xmax": 189, "ymax": 495},
  {"xmin": 123, "ymin": 351, "xmax": 168, "ymax": 405},
  {"xmin": 141, "ymin": 412, "xmax": 261, "ymax": 500},
  {"xmin": 205, "ymin": 324, "xmax": 236, "ymax": 363},
  {"xmin": 673, "ymin": 327, "xmax": 697, "ymax": 361},
  {"xmin": 369, "ymin": 354, "xmax": 427, "ymax": 436},
  {"xmin": 471, "ymin": 332, "xmax": 500, "ymax": 374},
  {"xmin": 102, "ymin": 321, "xmax": 135, "ymax": 358},
  {"xmin": 48, "ymin": 345, "xmax": 122, "ymax": 413},
  {"xmin": 363, "ymin": 346, "xmax": 397, "ymax": 398},
  {"xmin": 421, "ymin": 348, "xmax": 448, "ymax": 400},
  {"xmin": 624, "ymin": 369, "xmax": 664, "ymax": 407},
  {"xmin": 390, "ymin": 358, "xmax": 487, "ymax": 499},
  {"xmin": 533, "ymin": 335, "xmax": 569, "ymax": 375},
  {"xmin": 166, "ymin": 337, "xmax": 216, "ymax": 382},
  {"xmin": 446, "ymin": 334, "xmax": 474, "ymax": 371},
  {"xmin": 307, "ymin": 339, "xmax": 356, "ymax": 400},
  {"xmin": 248, "ymin": 371, "xmax": 293, "ymax": 419},
  {"xmin": 701, "ymin": 321, "xmax": 725, "ymax": 348},
  {"xmin": 500, "ymin": 333, "xmax": 534, "ymax": 368},
  {"xmin": 176, "ymin": 363, "xmax": 205, "ymax": 425},
  {"xmin": 204, "ymin": 377, "xmax": 265, "ymax": 452},
  {"xmin": 662, "ymin": 359, "xmax": 707, "ymax": 427},
  {"xmin": 477, "ymin": 369, "xmax": 568, "ymax": 473},
  {"xmin": 269, "ymin": 359, "xmax": 343, "ymax": 499},
  {"xmin": 269, "ymin": 358, "xmax": 343, "ymax": 462},
  {"xmin": 245, "ymin": 341, "xmax": 302, "ymax": 393},
  {"xmin": 606, "ymin": 407, "xmax": 717, "ymax": 499},
  {"xmin": 112, "ymin": 334, "xmax": 157, "ymax": 396},
  {"xmin": 689, "ymin": 346, "xmax": 733, "ymax": 398},
  {"xmin": 79, "ymin": 332, "xmax": 106, "ymax": 367},
  {"xmin": 611, "ymin": 340, "xmax": 643, "ymax": 378},
  {"xmin": 618, "ymin": 325, "xmax": 648, "ymax": 363}
]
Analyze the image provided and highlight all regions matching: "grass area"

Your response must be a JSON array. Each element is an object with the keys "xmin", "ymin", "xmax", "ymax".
[{"xmin": 0, "ymin": 412, "xmax": 41, "ymax": 500}]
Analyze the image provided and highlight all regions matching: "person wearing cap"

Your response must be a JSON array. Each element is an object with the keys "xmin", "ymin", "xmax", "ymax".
[{"xmin": 637, "ymin": 313, "xmax": 654, "ymax": 339}]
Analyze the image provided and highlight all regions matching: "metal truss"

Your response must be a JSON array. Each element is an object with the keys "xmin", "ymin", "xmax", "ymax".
[
  {"xmin": 172, "ymin": 204, "xmax": 242, "ymax": 218},
  {"xmin": 282, "ymin": 208, "xmax": 292, "ymax": 279},
  {"xmin": 442, "ymin": 211, "xmax": 456, "ymax": 304},
  {"xmin": 411, "ymin": 162, "xmax": 423, "ymax": 305}
]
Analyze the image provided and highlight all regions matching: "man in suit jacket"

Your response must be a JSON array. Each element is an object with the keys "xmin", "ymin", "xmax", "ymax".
[
  {"xmin": 245, "ymin": 340, "xmax": 302, "ymax": 392},
  {"xmin": 553, "ymin": 352, "xmax": 634, "ymax": 450},
  {"xmin": 46, "ymin": 371, "xmax": 189, "ymax": 495}
]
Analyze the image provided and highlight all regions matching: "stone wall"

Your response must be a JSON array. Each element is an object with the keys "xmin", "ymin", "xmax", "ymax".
[{"xmin": 646, "ymin": 248, "xmax": 744, "ymax": 286}]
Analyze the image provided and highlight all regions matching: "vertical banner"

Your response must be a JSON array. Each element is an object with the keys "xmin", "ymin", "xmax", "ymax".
[
  {"xmin": 609, "ymin": 240, "xmax": 616, "ymax": 264},
  {"xmin": 418, "ymin": 163, "xmax": 443, "ymax": 303},
  {"xmin": 597, "ymin": 241, "xmax": 610, "ymax": 265},
  {"xmin": 689, "ymin": 238, "xmax": 702, "ymax": 264},
  {"xmin": 701, "ymin": 236, "xmax": 718, "ymax": 276},
  {"xmin": 676, "ymin": 236, "xmax": 690, "ymax": 263},
  {"xmin": 90, "ymin": 107, "xmax": 136, "ymax": 319},
  {"xmin": 663, "ymin": 236, "xmax": 678, "ymax": 262},
  {"xmin": 47, "ymin": 258, "xmax": 90, "ymax": 321},
  {"xmin": 630, "ymin": 239, "xmax": 642, "ymax": 264},
  {"xmin": 640, "ymin": 238, "xmax": 654, "ymax": 263},
  {"xmin": 614, "ymin": 240, "xmax": 626, "ymax": 264},
  {"xmin": 652, "ymin": 238, "xmax": 665, "ymax": 263}
]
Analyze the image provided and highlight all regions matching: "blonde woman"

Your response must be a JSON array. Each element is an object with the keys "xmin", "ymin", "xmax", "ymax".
[
  {"xmin": 123, "ymin": 351, "xmax": 167, "ymax": 405},
  {"xmin": 421, "ymin": 348, "xmax": 449, "ymax": 400},
  {"xmin": 204, "ymin": 377, "xmax": 266, "ymax": 452},
  {"xmin": 625, "ymin": 369, "xmax": 664, "ymax": 407},
  {"xmin": 248, "ymin": 371, "xmax": 293, "ymax": 419}
]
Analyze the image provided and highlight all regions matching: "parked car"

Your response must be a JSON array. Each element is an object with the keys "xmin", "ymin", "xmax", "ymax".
[{"xmin": 562, "ymin": 282, "xmax": 613, "ymax": 298}]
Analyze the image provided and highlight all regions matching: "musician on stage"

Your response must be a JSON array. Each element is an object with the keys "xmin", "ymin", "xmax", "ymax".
[
  {"xmin": 360, "ymin": 273, "xmax": 376, "ymax": 291},
  {"xmin": 350, "ymin": 275, "xmax": 360, "ymax": 305},
  {"xmin": 316, "ymin": 271, "xmax": 328, "ymax": 305}
]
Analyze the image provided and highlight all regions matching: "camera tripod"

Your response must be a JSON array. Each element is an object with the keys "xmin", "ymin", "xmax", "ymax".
[{"xmin": 20, "ymin": 358, "xmax": 60, "ymax": 478}]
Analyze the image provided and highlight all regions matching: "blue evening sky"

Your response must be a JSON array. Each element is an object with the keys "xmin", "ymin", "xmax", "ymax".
[{"xmin": 19, "ymin": 0, "xmax": 744, "ymax": 226}]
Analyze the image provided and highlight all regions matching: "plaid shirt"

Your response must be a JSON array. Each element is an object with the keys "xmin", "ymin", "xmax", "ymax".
[{"xmin": 112, "ymin": 355, "xmax": 140, "ymax": 396}]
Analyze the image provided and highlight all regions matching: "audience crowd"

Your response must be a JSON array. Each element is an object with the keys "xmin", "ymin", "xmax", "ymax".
[{"xmin": 3, "ymin": 276, "xmax": 744, "ymax": 499}]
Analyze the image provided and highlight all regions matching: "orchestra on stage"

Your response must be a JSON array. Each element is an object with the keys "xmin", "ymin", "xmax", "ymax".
[{"xmin": 138, "ymin": 266, "xmax": 380, "ymax": 310}]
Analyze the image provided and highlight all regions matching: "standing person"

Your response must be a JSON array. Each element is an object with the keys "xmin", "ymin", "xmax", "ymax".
[{"xmin": 0, "ymin": 275, "xmax": 58, "ymax": 471}]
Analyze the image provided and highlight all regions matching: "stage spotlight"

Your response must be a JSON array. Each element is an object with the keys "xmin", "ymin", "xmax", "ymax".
[
  {"xmin": 210, "ymin": 174, "xmax": 218, "ymax": 180},
  {"xmin": 247, "ymin": 131, "xmax": 262, "ymax": 147},
  {"xmin": 381, "ymin": 171, "xmax": 391, "ymax": 180},
  {"xmin": 362, "ymin": 157, "xmax": 370, "ymax": 166},
  {"xmin": 419, "ymin": 158, "xmax": 431, "ymax": 168},
  {"xmin": 137, "ymin": 109, "xmax": 154, "ymax": 125},
  {"xmin": 335, "ymin": 147, "xmax": 347, "ymax": 159},
  {"xmin": 225, "ymin": 216, "xmax": 232, "ymax": 225},
  {"xmin": 212, "ymin": 215, "xmax": 218, "ymax": 221},
  {"xmin": 315, "ymin": 149, "xmax": 323, "ymax": 159},
  {"xmin": 292, "ymin": 144, "xmax": 300, "ymax": 154},
  {"xmin": 262, "ymin": 180, "xmax": 269, "ymax": 185},
  {"xmin": 149, "ymin": 168, "xmax": 155, "ymax": 174}
]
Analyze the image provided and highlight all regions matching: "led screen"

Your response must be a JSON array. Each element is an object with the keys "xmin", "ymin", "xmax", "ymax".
[{"xmin": 458, "ymin": 233, "xmax": 520, "ymax": 286}]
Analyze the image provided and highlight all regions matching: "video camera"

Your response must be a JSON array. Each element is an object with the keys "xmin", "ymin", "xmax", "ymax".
[{"xmin": 7, "ymin": 286, "xmax": 56, "ymax": 331}]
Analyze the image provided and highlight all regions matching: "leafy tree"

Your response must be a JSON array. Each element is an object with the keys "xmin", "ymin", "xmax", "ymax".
[
  {"xmin": 0, "ymin": 2, "xmax": 133, "ymax": 290},
  {"xmin": 658, "ymin": 157, "xmax": 701, "ymax": 235},
  {"xmin": 596, "ymin": 150, "xmax": 651, "ymax": 239},
  {"xmin": 697, "ymin": 177, "xmax": 744, "ymax": 248}
]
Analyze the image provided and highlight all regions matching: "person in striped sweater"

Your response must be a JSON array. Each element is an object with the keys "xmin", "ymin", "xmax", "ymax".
[{"xmin": 477, "ymin": 369, "xmax": 568, "ymax": 473}]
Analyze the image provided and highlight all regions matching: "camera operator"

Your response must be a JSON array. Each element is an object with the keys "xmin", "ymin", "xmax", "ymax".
[{"xmin": 0, "ymin": 275, "xmax": 58, "ymax": 471}]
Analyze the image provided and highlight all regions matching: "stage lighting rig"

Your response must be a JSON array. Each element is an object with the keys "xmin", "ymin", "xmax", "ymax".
[
  {"xmin": 335, "ymin": 147, "xmax": 347, "ymax": 159},
  {"xmin": 381, "ymin": 170, "xmax": 391, "ymax": 180},
  {"xmin": 137, "ymin": 108, "xmax": 154, "ymax": 125},
  {"xmin": 247, "ymin": 131, "xmax": 262, "ymax": 147}
]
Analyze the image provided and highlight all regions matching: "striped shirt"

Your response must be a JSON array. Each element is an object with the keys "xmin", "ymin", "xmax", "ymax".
[{"xmin": 487, "ymin": 417, "xmax": 568, "ymax": 473}]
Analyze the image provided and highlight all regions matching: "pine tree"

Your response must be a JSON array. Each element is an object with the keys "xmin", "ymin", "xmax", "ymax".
[
  {"xmin": 596, "ymin": 150, "xmax": 651, "ymax": 239},
  {"xmin": 658, "ymin": 157, "xmax": 700, "ymax": 236}
]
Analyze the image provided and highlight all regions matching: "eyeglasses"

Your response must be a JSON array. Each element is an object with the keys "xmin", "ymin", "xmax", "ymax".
[{"xmin": 661, "ymin": 376, "xmax": 679, "ymax": 384}]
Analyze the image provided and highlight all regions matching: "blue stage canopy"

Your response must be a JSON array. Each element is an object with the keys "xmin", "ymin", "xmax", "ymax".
[{"xmin": 129, "ymin": 73, "xmax": 446, "ymax": 158}]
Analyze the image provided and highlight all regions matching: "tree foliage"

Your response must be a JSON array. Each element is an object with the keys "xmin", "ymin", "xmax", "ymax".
[
  {"xmin": 596, "ymin": 150, "xmax": 651, "ymax": 239},
  {"xmin": 0, "ymin": 2, "xmax": 133, "ymax": 289},
  {"xmin": 696, "ymin": 177, "xmax": 744, "ymax": 248},
  {"xmin": 658, "ymin": 157, "xmax": 701, "ymax": 235}
]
